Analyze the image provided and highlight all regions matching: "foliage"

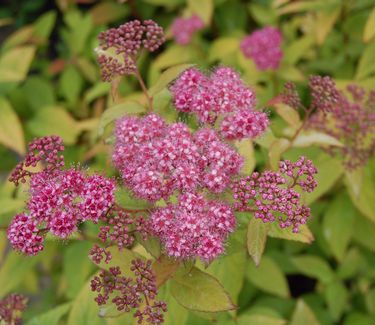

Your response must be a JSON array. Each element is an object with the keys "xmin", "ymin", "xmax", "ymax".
[{"xmin": 0, "ymin": 0, "xmax": 375, "ymax": 324}]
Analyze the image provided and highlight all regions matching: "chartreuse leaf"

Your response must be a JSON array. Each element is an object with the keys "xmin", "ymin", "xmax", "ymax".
[
  {"xmin": 345, "ymin": 160, "xmax": 375, "ymax": 223},
  {"xmin": 248, "ymin": 3, "xmax": 278, "ymax": 26},
  {"xmin": 352, "ymin": 214, "xmax": 375, "ymax": 252},
  {"xmin": 239, "ymin": 314, "xmax": 286, "ymax": 325},
  {"xmin": 247, "ymin": 217, "xmax": 269, "ymax": 266},
  {"xmin": 206, "ymin": 250, "xmax": 247, "ymax": 304},
  {"xmin": 356, "ymin": 40, "xmax": 375, "ymax": 80},
  {"xmin": 273, "ymin": 103, "xmax": 301, "ymax": 128},
  {"xmin": 154, "ymin": 45, "xmax": 197, "ymax": 70},
  {"xmin": 0, "ymin": 97, "xmax": 25, "ymax": 155},
  {"xmin": 323, "ymin": 192, "xmax": 355, "ymax": 261},
  {"xmin": 27, "ymin": 106, "xmax": 81, "ymax": 145},
  {"xmin": 0, "ymin": 251, "xmax": 39, "ymax": 296},
  {"xmin": 235, "ymin": 139, "xmax": 256, "ymax": 174},
  {"xmin": 363, "ymin": 7, "xmax": 375, "ymax": 43},
  {"xmin": 284, "ymin": 36, "xmax": 314, "ymax": 65},
  {"xmin": 26, "ymin": 303, "xmax": 71, "ymax": 325},
  {"xmin": 268, "ymin": 223, "xmax": 314, "ymax": 244},
  {"xmin": 170, "ymin": 267, "xmax": 236, "ymax": 312},
  {"xmin": 59, "ymin": 65, "xmax": 83, "ymax": 104},
  {"xmin": 67, "ymin": 276, "xmax": 105, "ymax": 325},
  {"xmin": 246, "ymin": 256, "xmax": 290, "ymax": 298},
  {"xmin": 89, "ymin": 2, "xmax": 129, "ymax": 26},
  {"xmin": 268, "ymin": 138, "xmax": 290, "ymax": 170},
  {"xmin": 324, "ymin": 281, "xmax": 348, "ymax": 321},
  {"xmin": 98, "ymin": 101, "xmax": 146, "ymax": 136},
  {"xmin": 0, "ymin": 46, "xmax": 35, "ymax": 82},
  {"xmin": 188, "ymin": 0, "xmax": 213, "ymax": 25},
  {"xmin": 149, "ymin": 63, "xmax": 195, "ymax": 96},
  {"xmin": 63, "ymin": 241, "xmax": 94, "ymax": 299},
  {"xmin": 209, "ymin": 37, "xmax": 240, "ymax": 63},
  {"xmin": 305, "ymin": 153, "xmax": 343, "ymax": 205},
  {"xmin": 291, "ymin": 255, "xmax": 334, "ymax": 284},
  {"xmin": 315, "ymin": 7, "xmax": 341, "ymax": 45},
  {"xmin": 290, "ymin": 130, "xmax": 343, "ymax": 148},
  {"xmin": 290, "ymin": 300, "xmax": 320, "ymax": 325}
]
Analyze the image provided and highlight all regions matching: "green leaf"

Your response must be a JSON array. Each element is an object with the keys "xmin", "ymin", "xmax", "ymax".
[
  {"xmin": 26, "ymin": 303, "xmax": 71, "ymax": 325},
  {"xmin": 98, "ymin": 101, "xmax": 146, "ymax": 136},
  {"xmin": 345, "ymin": 161, "xmax": 375, "ymax": 222},
  {"xmin": 33, "ymin": 11, "xmax": 57, "ymax": 41},
  {"xmin": 63, "ymin": 241, "xmax": 94, "ymax": 299},
  {"xmin": 154, "ymin": 45, "xmax": 197, "ymax": 70},
  {"xmin": 290, "ymin": 300, "xmax": 320, "ymax": 325},
  {"xmin": 239, "ymin": 314, "xmax": 286, "ymax": 325},
  {"xmin": 158, "ymin": 283, "xmax": 188, "ymax": 325},
  {"xmin": 246, "ymin": 256, "xmax": 290, "ymax": 298},
  {"xmin": 268, "ymin": 224, "xmax": 314, "ymax": 244},
  {"xmin": 188, "ymin": 0, "xmax": 213, "ymax": 25},
  {"xmin": 207, "ymin": 251, "xmax": 247, "ymax": 304},
  {"xmin": 273, "ymin": 103, "xmax": 301, "ymax": 128},
  {"xmin": 0, "ymin": 251, "xmax": 38, "ymax": 296},
  {"xmin": 247, "ymin": 218, "xmax": 269, "ymax": 266},
  {"xmin": 322, "ymin": 192, "xmax": 355, "ymax": 261},
  {"xmin": 248, "ymin": 4, "xmax": 278, "ymax": 26},
  {"xmin": 170, "ymin": 267, "xmax": 236, "ymax": 312},
  {"xmin": 0, "ymin": 46, "xmax": 36, "ymax": 83},
  {"xmin": 356, "ymin": 40, "xmax": 375, "ymax": 80},
  {"xmin": 291, "ymin": 255, "xmax": 334, "ymax": 284},
  {"xmin": 353, "ymin": 214, "xmax": 375, "ymax": 252},
  {"xmin": 284, "ymin": 36, "xmax": 314, "ymax": 65},
  {"xmin": 315, "ymin": 7, "xmax": 341, "ymax": 45},
  {"xmin": 152, "ymin": 255, "xmax": 180, "ymax": 287},
  {"xmin": 363, "ymin": 7, "xmax": 375, "ymax": 43},
  {"xmin": 277, "ymin": 65, "xmax": 305, "ymax": 82},
  {"xmin": 0, "ymin": 97, "xmax": 25, "ymax": 155},
  {"xmin": 305, "ymin": 153, "xmax": 343, "ymax": 204},
  {"xmin": 89, "ymin": 2, "xmax": 129, "ymax": 26},
  {"xmin": 67, "ymin": 276, "xmax": 105, "ymax": 325},
  {"xmin": 290, "ymin": 130, "xmax": 343, "ymax": 148},
  {"xmin": 278, "ymin": 0, "xmax": 338, "ymax": 14},
  {"xmin": 268, "ymin": 138, "xmax": 290, "ymax": 170},
  {"xmin": 149, "ymin": 63, "xmax": 195, "ymax": 96},
  {"xmin": 84, "ymin": 82, "xmax": 111, "ymax": 103},
  {"xmin": 27, "ymin": 106, "xmax": 81, "ymax": 145},
  {"xmin": 59, "ymin": 65, "xmax": 83, "ymax": 104},
  {"xmin": 324, "ymin": 281, "xmax": 348, "ymax": 321},
  {"xmin": 23, "ymin": 76, "xmax": 55, "ymax": 111},
  {"xmin": 209, "ymin": 37, "xmax": 240, "ymax": 62},
  {"xmin": 235, "ymin": 139, "xmax": 256, "ymax": 174}
]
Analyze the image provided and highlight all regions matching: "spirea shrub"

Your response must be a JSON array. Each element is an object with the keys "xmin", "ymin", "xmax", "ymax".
[{"xmin": 11, "ymin": 15, "xmax": 375, "ymax": 325}]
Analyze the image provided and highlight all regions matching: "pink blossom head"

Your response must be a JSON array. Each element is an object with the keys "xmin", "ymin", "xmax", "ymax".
[
  {"xmin": 220, "ymin": 108, "xmax": 269, "ymax": 140},
  {"xmin": 150, "ymin": 192, "xmax": 236, "ymax": 261},
  {"xmin": 7, "ymin": 213, "xmax": 44, "ymax": 255},
  {"xmin": 97, "ymin": 20, "xmax": 165, "ymax": 81},
  {"xmin": 171, "ymin": 15, "xmax": 204, "ymax": 45},
  {"xmin": 240, "ymin": 26, "xmax": 283, "ymax": 71}
]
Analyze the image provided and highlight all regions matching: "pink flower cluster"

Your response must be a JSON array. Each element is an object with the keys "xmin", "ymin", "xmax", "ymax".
[
  {"xmin": 171, "ymin": 15, "xmax": 204, "ymax": 45},
  {"xmin": 150, "ymin": 192, "xmax": 236, "ymax": 261},
  {"xmin": 7, "ymin": 136, "xmax": 116, "ymax": 255},
  {"xmin": 298, "ymin": 78, "xmax": 375, "ymax": 169},
  {"xmin": 240, "ymin": 26, "xmax": 283, "ymax": 71},
  {"xmin": 170, "ymin": 67, "xmax": 268, "ymax": 139},
  {"xmin": 0, "ymin": 294, "xmax": 27, "ymax": 325},
  {"xmin": 97, "ymin": 20, "xmax": 165, "ymax": 81},
  {"xmin": 91, "ymin": 259, "xmax": 167, "ymax": 324},
  {"xmin": 232, "ymin": 157, "xmax": 317, "ymax": 233},
  {"xmin": 113, "ymin": 114, "xmax": 243, "ymax": 201}
]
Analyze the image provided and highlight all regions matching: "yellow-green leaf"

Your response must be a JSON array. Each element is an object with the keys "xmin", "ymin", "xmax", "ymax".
[
  {"xmin": 315, "ymin": 7, "xmax": 341, "ymax": 45},
  {"xmin": 149, "ymin": 63, "xmax": 195, "ymax": 96},
  {"xmin": 291, "ymin": 255, "xmax": 334, "ymax": 284},
  {"xmin": 246, "ymin": 256, "xmax": 290, "ymax": 298},
  {"xmin": 188, "ymin": 0, "xmax": 213, "ymax": 25},
  {"xmin": 274, "ymin": 103, "xmax": 301, "ymax": 128},
  {"xmin": 290, "ymin": 130, "xmax": 343, "ymax": 148},
  {"xmin": 290, "ymin": 300, "xmax": 320, "ymax": 325},
  {"xmin": 98, "ymin": 101, "xmax": 146, "ymax": 136},
  {"xmin": 0, "ymin": 97, "xmax": 25, "ymax": 155},
  {"xmin": 235, "ymin": 139, "xmax": 256, "ymax": 174},
  {"xmin": 284, "ymin": 36, "xmax": 314, "ymax": 65},
  {"xmin": 363, "ymin": 7, "xmax": 375, "ymax": 43},
  {"xmin": 247, "ymin": 218, "xmax": 269, "ymax": 266},
  {"xmin": 209, "ymin": 37, "xmax": 240, "ymax": 62},
  {"xmin": 27, "ymin": 106, "xmax": 81, "ymax": 145},
  {"xmin": 154, "ymin": 45, "xmax": 197, "ymax": 70},
  {"xmin": 170, "ymin": 267, "xmax": 236, "ymax": 312},
  {"xmin": 269, "ymin": 138, "xmax": 290, "ymax": 170},
  {"xmin": 356, "ymin": 40, "xmax": 375, "ymax": 80},
  {"xmin": 268, "ymin": 223, "xmax": 314, "ymax": 244},
  {"xmin": 239, "ymin": 314, "xmax": 286, "ymax": 325},
  {"xmin": 0, "ymin": 46, "xmax": 36, "ymax": 82}
]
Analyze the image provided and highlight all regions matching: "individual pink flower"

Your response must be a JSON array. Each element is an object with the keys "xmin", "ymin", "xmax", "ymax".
[
  {"xmin": 171, "ymin": 15, "xmax": 204, "ymax": 45},
  {"xmin": 240, "ymin": 26, "xmax": 283, "ymax": 71}
]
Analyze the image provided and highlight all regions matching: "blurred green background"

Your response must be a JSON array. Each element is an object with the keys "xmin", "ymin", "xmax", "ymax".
[{"xmin": 1, "ymin": 0, "xmax": 375, "ymax": 324}]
